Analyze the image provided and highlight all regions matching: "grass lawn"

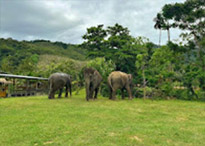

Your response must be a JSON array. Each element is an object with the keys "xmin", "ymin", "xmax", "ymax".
[{"xmin": 0, "ymin": 90, "xmax": 205, "ymax": 146}]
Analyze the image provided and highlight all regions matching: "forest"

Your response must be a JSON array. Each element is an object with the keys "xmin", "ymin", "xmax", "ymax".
[{"xmin": 0, "ymin": 0, "xmax": 204, "ymax": 100}]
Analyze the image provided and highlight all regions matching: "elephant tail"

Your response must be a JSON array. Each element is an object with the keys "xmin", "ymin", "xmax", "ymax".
[
  {"xmin": 108, "ymin": 77, "xmax": 114, "ymax": 91},
  {"xmin": 69, "ymin": 81, "xmax": 72, "ymax": 97},
  {"xmin": 48, "ymin": 79, "xmax": 53, "ymax": 90}
]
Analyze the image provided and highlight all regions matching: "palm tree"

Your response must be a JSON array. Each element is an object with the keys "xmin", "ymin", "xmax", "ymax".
[
  {"xmin": 154, "ymin": 13, "xmax": 163, "ymax": 46},
  {"xmin": 154, "ymin": 13, "xmax": 171, "ymax": 44},
  {"xmin": 166, "ymin": 21, "xmax": 171, "ymax": 42}
]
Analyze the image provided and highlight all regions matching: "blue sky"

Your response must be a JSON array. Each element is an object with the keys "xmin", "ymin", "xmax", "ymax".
[{"xmin": 0, "ymin": 0, "xmax": 185, "ymax": 44}]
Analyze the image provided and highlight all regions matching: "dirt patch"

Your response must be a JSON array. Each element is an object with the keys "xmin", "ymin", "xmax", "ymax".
[
  {"xmin": 43, "ymin": 141, "xmax": 54, "ymax": 145},
  {"xmin": 130, "ymin": 136, "xmax": 143, "ymax": 142}
]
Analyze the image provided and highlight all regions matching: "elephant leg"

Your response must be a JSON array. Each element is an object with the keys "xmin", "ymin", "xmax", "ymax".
[
  {"xmin": 109, "ymin": 86, "xmax": 112, "ymax": 100},
  {"xmin": 69, "ymin": 84, "xmax": 72, "ymax": 97},
  {"xmin": 121, "ymin": 88, "xmax": 125, "ymax": 99},
  {"xmin": 112, "ymin": 89, "xmax": 116, "ymax": 100},
  {"xmin": 48, "ymin": 92, "xmax": 52, "ymax": 99},
  {"xmin": 86, "ymin": 93, "xmax": 90, "ymax": 101},
  {"xmin": 50, "ymin": 93, "xmax": 54, "ymax": 99},
  {"xmin": 126, "ymin": 86, "xmax": 132, "ymax": 99},
  {"xmin": 85, "ymin": 84, "xmax": 90, "ymax": 101},
  {"xmin": 89, "ymin": 88, "xmax": 94, "ymax": 99},
  {"xmin": 48, "ymin": 91, "xmax": 52, "ymax": 99},
  {"xmin": 48, "ymin": 89, "xmax": 55, "ymax": 99},
  {"xmin": 58, "ymin": 88, "xmax": 63, "ymax": 98},
  {"xmin": 94, "ymin": 88, "xmax": 99, "ymax": 99},
  {"xmin": 65, "ymin": 82, "xmax": 71, "ymax": 98},
  {"xmin": 65, "ymin": 86, "xmax": 68, "ymax": 98}
]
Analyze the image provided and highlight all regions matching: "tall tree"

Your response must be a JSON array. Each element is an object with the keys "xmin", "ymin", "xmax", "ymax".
[
  {"xmin": 154, "ymin": 13, "xmax": 164, "ymax": 45},
  {"xmin": 82, "ymin": 23, "xmax": 139, "ymax": 73},
  {"xmin": 154, "ymin": 13, "xmax": 171, "ymax": 43},
  {"xmin": 82, "ymin": 24, "xmax": 107, "ymax": 57}
]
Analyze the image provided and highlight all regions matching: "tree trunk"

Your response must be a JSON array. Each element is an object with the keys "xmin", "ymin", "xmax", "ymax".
[
  {"xmin": 167, "ymin": 28, "xmax": 170, "ymax": 42},
  {"xmin": 142, "ymin": 68, "xmax": 146, "ymax": 99},
  {"xmin": 159, "ymin": 29, "xmax": 161, "ymax": 46}
]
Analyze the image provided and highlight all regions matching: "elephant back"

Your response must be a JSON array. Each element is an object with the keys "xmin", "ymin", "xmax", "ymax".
[{"xmin": 108, "ymin": 71, "xmax": 129, "ymax": 87}]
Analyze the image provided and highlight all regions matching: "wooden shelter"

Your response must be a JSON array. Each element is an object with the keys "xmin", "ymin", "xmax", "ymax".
[
  {"xmin": 0, "ymin": 74, "xmax": 48, "ymax": 97},
  {"xmin": 0, "ymin": 78, "xmax": 12, "ymax": 97}
]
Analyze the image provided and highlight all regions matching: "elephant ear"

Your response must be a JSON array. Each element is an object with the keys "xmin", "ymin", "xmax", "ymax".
[
  {"xmin": 128, "ymin": 74, "xmax": 132, "ymax": 82},
  {"xmin": 92, "ymin": 71, "xmax": 98, "ymax": 81}
]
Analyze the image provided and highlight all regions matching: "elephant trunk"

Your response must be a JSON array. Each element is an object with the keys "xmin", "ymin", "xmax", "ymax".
[
  {"xmin": 69, "ymin": 82, "xmax": 72, "ymax": 97},
  {"xmin": 48, "ymin": 79, "xmax": 53, "ymax": 99},
  {"xmin": 85, "ymin": 81, "xmax": 90, "ymax": 101}
]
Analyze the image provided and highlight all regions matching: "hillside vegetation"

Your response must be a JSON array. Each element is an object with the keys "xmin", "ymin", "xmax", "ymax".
[
  {"xmin": 0, "ymin": 91, "xmax": 204, "ymax": 146},
  {"xmin": 0, "ymin": 38, "xmax": 87, "ymax": 76}
]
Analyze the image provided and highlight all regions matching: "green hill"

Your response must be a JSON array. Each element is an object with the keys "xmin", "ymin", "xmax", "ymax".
[
  {"xmin": 0, "ymin": 38, "xmax": 87, "ymax": 76},
  {"xmin": 0, "ymin": 38, "xmax": 87, "ymax": 60}
]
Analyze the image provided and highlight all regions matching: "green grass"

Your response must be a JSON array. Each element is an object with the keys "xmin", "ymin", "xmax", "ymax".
[{"xmin": 0, "ymin": 90, "xmax": 205, "ymax": 146}]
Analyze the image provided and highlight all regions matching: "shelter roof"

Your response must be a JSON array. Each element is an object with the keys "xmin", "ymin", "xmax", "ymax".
[{"xmin": 0, "ymin": 74, "xmax": 48, "ymax": 81}]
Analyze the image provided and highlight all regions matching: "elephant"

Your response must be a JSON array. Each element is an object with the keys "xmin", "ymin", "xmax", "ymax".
[
  {"xmin": 48, "ymin": 73, "xmax": 72, "ymax": 99},
  {"xmin": 84, "ymin": 67, "xmax": 102, "ymax": 101},
  {"xmin": 108, "ymin": 71, "xmax": 133, "ymax": 100}
]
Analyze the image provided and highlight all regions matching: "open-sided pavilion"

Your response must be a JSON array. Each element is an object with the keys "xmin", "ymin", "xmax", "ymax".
[{"xmin": 0, "ymin": 74, "xmax": 48, "ymax": 97}]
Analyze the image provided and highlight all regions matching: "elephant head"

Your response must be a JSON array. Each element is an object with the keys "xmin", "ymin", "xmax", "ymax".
[
  {"xmin": 84, "ymin": 67, "xmax": 102, "ymax": 101},
  {"xmin": 127, "ymin": 74, "xmax": 133, "ymax": 87}
]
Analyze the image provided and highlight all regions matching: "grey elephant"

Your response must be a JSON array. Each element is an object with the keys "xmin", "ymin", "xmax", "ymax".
[
  {"xmin": 84, "ymin": 67, "xmax": 102, "ymax": 101},
  {"xmin": 48, "ymin": 73, "xmax": 72, "ymax": 99},
  {"xmin": 108, "ymin": 71, "xmax": 133, "ymax": 100}
]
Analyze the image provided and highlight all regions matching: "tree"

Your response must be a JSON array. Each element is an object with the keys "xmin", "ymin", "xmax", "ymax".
[
  {"xmin": 162, "ymin": 0, "xmax": 205, "ymax": 39},
  {"xmin": 136, "ymin": 53, "xmax": 148, "ymax": 99},
  {"xmin": 161, "ymin": 0, "xmax": 205, "ymax": 56},
  {"xmin": 135, "ymin": 41, "xmax": 155, "ymax": 99},
  {"xmin": 154, "ymin": 13, "xmax": 164, "ymax": 45},
  {"xmin": 154, "ymin": 13, "xmax": 171, "ymax": 43},
  {"xmin": 82, "ymin": 24, "xmax": 107, "ymax": 57},
  {"xmin": 149, "ymin": 46, "xmax": 176, "ymax": 98},
  {"xmin": 155, "ymin": 0, "xmax": 205, "ymax": 99},
  {"xmin": 82, "ymin": 23, "xmax": 139, "ymax": 73}
]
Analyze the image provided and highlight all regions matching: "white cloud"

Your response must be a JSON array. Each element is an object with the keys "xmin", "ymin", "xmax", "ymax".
[{"xmin": 0, "ymin": 0, "xmax": 186, "ymax": 44}]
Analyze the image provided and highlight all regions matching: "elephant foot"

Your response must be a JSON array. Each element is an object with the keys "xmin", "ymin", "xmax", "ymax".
[
  {"xmin": 110, "ymin": 97, "xmax": 116, "ymax": 100},
  {"xmin": 48, "ymin": 96, "xmax": 54, "ymax": 99}
]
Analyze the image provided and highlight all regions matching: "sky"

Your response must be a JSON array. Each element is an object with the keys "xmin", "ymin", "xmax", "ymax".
[{"xmin": 0, "ymin": 0, "xmax": 186, "ymax": 45}]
